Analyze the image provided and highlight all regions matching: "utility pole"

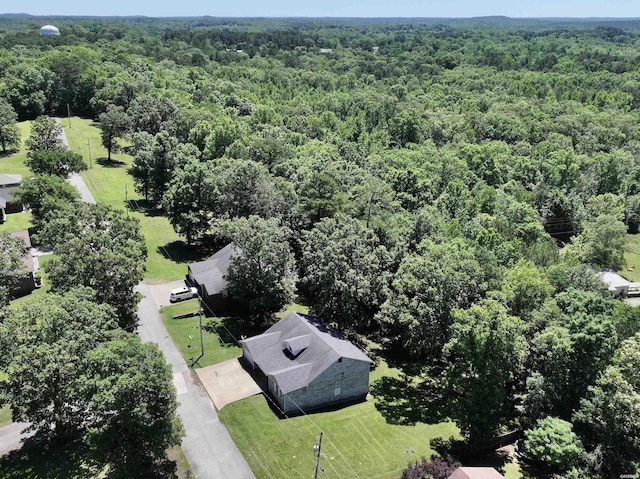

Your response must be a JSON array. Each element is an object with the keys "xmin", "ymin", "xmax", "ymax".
[
  {"xmin": 67, "ymin": 103, "xmax": 71, "ymax": 128},
  {"xmin": 190, "ymin": 308, "xmax": 205, "ymax": 367},
  {"xmin": 313, "ymin": 432, "xmax": 324, "ymax": 479},
  {"xmin": 87, "ymin": 139, "xmax": 92, "ymax": 168}
]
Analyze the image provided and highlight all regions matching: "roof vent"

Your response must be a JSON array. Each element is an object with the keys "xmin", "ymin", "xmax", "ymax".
[{"xmin": 283, "ymin": 334, "xmax": 312, "ymax": 358}]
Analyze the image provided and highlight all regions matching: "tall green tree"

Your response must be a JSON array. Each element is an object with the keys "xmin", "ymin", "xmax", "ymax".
[
  {"xmin": 443, "ymin": 300, "xmax": 528, "ymax": 444},
  {"xmin": 81, "ymin": 335, "xmax": 183, "ymax": 478},
  {"xmin": 300, "ymin": 214, "xmax": 391, "ymax": 330},
  {"xmin": 524, "ymin": 417, "xmax": 585, "ymax": 473},
  {"xmin": 0, "ymin": 288, "xmax": 117, "ymax": 440},
  {"xmin": 26, "ymin": 150, "xmax": 86, "ymax": 177},
  {"xmin": 40, "ymin": 204, "xmax": 147, "ymax": 328},
  {"xmin": 99, "ymin": 104, "xmax": 129, "ymax": 162},
  {"xmin": 25, "ymin": 116, "xmax": 64, "ymax": 155},
  {"xmin": 162, "ymin": 158, "xmax": 217, "ymax": 244},
  {"xmin": 0, "ymin": 232, "xmax": 27, "ymax": 307},
  {"xmin": 0, "ymin": 98, "xmax": 21, "ymax": 152},
  {"xmin": 223, "ymin": 216, "xmax": 297, "ymax": 319},
  {"xmin": 14, "ymin": 174, "xmax": 79, "ymax": 228},
  {"xmin": 376, "ymin": 238, "xmax": 487, "ymax": 359}
]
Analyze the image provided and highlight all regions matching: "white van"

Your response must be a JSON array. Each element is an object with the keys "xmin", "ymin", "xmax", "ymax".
[{"xmin": 169, "ymin": 286, "xmax": 198, "ymax": 303}]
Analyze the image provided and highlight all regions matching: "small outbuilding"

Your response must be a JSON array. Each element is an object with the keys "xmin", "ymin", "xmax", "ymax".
[
  {"xmin": 240, "ymin": 312, "xmax": 372, "ymax": 415},
  {"xmin": 598, "ymin": 270, "xmax": 640, "ymax": 297},
  {"xmin": 40, "ymin": 25, "xmax": 61, "ymax": 36},
  {"xmin": 0, "ymin": 174, "xmax": 22, "ymax": 223},
  {"xmin": 186, "ymin": 243, "xmax": 242, "ymax": 314}
]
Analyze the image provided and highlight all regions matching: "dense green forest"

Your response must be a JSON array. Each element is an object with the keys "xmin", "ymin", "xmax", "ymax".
[{"xmin": 2, "ymin": 15, "xmax": 640, "ymax": 478}]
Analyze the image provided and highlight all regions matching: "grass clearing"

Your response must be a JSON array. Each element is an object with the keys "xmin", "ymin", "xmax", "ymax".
[
  {"xmin": 62, "ymin": 117, "xmax": 203, "ymax": 283},
  {"xmin": 219, "ymin": 391, "xmax": 458, "ymax": 479},
  {"xmin": 621, "ymin": 233, "xmax": 640, "ymax": 281},
  {"xmin": 0, "ymin": 212, "xmax": 33, "ymax": 233},
  {"xmin": 0, "ymin": 121, "xmax": 32, "ymax": 177},
  {"xmin": 160, "ymin": 301, "xmax": 242, "ymax": 368}
]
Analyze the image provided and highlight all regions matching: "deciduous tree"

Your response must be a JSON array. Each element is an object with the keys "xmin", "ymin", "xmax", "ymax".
[{"xmin": 0, "ymin": 98, "xmax": 21, "ymax": 152}]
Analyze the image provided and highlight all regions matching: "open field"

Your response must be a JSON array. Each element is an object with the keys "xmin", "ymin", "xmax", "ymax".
[
  {"xmin": 0, "ymin": 121, "xmax": 32, "ymax": 178},
  {"xmin": 219, "ymin": 389, "xmax": 458, "ymax": 479},
  {"xmin": 620, "ymin": 234, "xmax": 640, "ymax": 282},
  {"xmin": 62, "ymin": 117, "xmax": 204, "ymax": 283}
]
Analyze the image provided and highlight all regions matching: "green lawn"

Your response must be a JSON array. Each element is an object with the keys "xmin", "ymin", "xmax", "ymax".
[
  {"xmin": 160, "ymin": 301, "xmax": 243, "ymax": 368},
  {"xmin": 62, "ymin": 117, "xmax": 203, "ymax": 283},
  {"xmin": 220, "ymin": 393, "xmax": 458, "ymax": 479},
  {"xmin": 0, "ymin": 121, "xmax": 32, "ymax": 177},
  {"xmin": 621, "ymin": 234, "xmax": 640, "ymax": 281},
  {"xmin": 0, "ymin": 212, "xmax": 33, "ymax": 233}
]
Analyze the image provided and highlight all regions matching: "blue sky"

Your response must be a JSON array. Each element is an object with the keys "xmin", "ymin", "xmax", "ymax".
[{"xmin": 3, "ymin": 0, "xmax": 638, "ymax": 18}]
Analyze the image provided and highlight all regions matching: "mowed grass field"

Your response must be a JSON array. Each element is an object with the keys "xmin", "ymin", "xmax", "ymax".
[
  {"xmin": 218, "ymin": 379, "xmax": 459, "ymax": 479},
  {"xmin": 62, "ymin": 117, "xmax": 202, "ymax": 283},
  {"xmin": 620, "ymin": 234, "xmax": 640, "ymax": 282}
]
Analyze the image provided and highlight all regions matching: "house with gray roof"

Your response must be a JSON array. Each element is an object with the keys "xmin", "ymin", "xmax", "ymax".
[
  {"xmin": 0, "ymin": 174, "xmax": 22, "ymax": 223},
  {"xmin": 240, "ymin": 312, "xmax": 372, "ymax": 415},
  {"xmin": 186, "ymin": 243, "xmax": 243, "ymax": 314}
]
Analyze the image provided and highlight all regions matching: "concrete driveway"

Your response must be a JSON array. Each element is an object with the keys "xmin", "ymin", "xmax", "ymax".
[
  {"xmin": 196, "ymin": 359, "xmax": 262, "ymax": 410},
  {"xmin": 148, "ymin": 280, "xmax": 189, "ymax": 309}
]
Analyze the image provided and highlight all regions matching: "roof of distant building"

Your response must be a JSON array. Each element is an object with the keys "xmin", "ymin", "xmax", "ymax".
[{"xmin": 188, "ymin": 243, "xmax": 239, "ymax": 295}]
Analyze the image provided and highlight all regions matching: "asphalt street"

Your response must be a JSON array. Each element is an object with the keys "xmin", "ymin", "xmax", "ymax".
[{"xmin": 136, "ymin": 282, "xmax": 255, "ymax": 479}]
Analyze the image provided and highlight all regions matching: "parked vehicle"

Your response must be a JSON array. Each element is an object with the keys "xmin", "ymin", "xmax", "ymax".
[{"xmin": 169, "ymin": 286, "xmax": 198, "ymax": 303}]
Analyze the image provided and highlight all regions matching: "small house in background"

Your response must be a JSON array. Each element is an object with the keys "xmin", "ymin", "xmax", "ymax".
[
  {"xmin": 599, "ymin": 270, "xmax": 640, "ymax": 297},
  {"xmin": 0, "ymin": 174, "xmax": 22, "ymax": 223},
  {"xmin": 40, "ymin": 25, "xmax": 61, "ymax": 36},
  {"xmin": 9, "ymin": 229, "xmax": 38, "ymax": 297},
  {"xmin": 240, "ymin": 312, "xmax": 372, "ymax": 415},
  {"xmin": 372, "ymin": 46, "xmax": 380, "ymax": 54},
  {"xmin": 186, "ymin": 243, "xmax": 242, "ymax": 314},
  {"xmin": 448, "ymin": 467, "xmax": 505, "ymax": 479},
  {"xmin": 319, "ymin": 48, "xmax": 333, "ymax": 54}
]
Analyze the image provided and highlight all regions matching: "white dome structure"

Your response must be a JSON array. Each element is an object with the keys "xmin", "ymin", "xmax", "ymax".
[{"xmin": 40, "ymin": 25, "xmax": 61, "ymax": 36}]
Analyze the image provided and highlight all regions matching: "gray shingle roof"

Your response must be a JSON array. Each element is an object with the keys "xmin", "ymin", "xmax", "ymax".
[
  {"xmin": 0, "ymin": 174, "xmax": 21, "ymax": 187},
  {"xmin": 188, "ymin": 243, "xmax": 240, "ymax": 296},
  {"xmin": 241, "ymin": 312, "xmax": 372, "ymax": 394}
]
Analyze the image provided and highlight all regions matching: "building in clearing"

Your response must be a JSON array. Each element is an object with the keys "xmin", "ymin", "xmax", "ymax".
[
  {"xmin": 598, "ymin": 270, "xmax": 640, "ymax": 297},
  {"xmin": 186, "ymin": 243, "xmax": 243, "ymax": 314},
  {"xmin": 0, "ymin": 174, "xmax": 22, "ymax": 223},
  {"xmin": 40, "ymin": 25, "xmax": 61, "ymax": 36},
  {"xmin": 240, "ymin": 312, "xmax": 372, "ymax": 415}
]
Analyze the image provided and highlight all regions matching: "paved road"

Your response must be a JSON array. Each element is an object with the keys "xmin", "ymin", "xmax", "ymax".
[
  {"xmin": 136, "ymin": 282, "xmax": 255, "ymax": 479},
  {"xmin": 55, "ymin": 117, "xmax": 96, "ymax": 204},
  {"xmin": 0, "ymin": 422, "xmax": 32, "ymax": 456}
]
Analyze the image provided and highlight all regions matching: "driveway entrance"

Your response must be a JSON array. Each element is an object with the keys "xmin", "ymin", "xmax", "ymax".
[{"xmin": 195, "ymin": 358, "xmax": 262, "ymax": 410}]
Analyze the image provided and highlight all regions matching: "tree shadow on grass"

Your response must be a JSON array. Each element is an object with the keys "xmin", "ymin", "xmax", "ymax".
[
  {"xmin": 0, "ymin": 149, "xmax": 20, "ymax": 158},
  {"xmin": 96, "ymin": 157, "xmax": 126, "ymax": 168},
  {"xmin": 157, "ymin": 240, "xmax": 209, "ymax": 265},
  {"xmin": 370, "ymin": 373, "xmax": 452, "ymax": 426},
  {"xmin": 0, "ymin": 434, "xmax": 99, "ymax": 479}
]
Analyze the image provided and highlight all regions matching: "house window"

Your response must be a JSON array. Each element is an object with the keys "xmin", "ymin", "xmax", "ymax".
[{"xmin": 334, "ymin": 387, "xmax": 341, "ymax": 396}]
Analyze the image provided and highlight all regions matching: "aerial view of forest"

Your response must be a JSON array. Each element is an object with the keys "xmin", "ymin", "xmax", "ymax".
[{"xmin": 1, "ymin": 13, "xmax": 640, "ymax": 479}]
